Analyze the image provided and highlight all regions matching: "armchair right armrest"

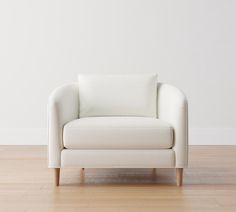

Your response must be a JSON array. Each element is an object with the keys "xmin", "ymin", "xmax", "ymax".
[{"xmin": 157, "ymin": 83, "xmax": 188, "ymax": 168}]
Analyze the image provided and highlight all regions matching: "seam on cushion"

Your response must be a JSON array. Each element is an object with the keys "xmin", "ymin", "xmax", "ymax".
[{"xmin": 65, "ymin": 127, "xmax": 173, "ymax": 130}]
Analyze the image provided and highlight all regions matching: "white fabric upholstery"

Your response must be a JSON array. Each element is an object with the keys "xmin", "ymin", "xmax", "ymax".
[
  {"xmin": 157, "ymin": 83, "xmax": 188, "ymax": 168},
  {"xmin": 48, "ymin": 83, "xmax": 79, "ymax": 168},
  {"xmin": 61, "ymin": 149, "xmax": 175, "ymax": 168},
  {"xmin": 78, "ymin": 74, "xmax": 158, "ymax": 118},
  {"xmin": 48, "ymin": 81, "xmax": 188, "ymax": 169},
  {"xmin": 63, "ymin": 117, "xmax": 173, "ymax": 149}
]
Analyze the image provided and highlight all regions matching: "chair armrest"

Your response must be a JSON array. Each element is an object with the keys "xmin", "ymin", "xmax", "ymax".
[
  {"xmin": 157, "ymin": 83, "xmax": 188, "ymax": 167},
  {"xmin": 48, "ymin": 83, "xmax": 79, "ymax": 168}
]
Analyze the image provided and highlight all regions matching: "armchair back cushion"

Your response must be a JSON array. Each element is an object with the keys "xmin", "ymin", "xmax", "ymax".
[{"xmin": 78, "ymin": 74, "xmax": 158, "ymax": 118}]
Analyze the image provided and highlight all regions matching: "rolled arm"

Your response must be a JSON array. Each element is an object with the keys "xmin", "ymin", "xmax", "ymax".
[
  {"xmin": 157, "ymin": 83, "xmax": 188, "ymax": 167},
  {"xmin": 48, "ymin": 83, "xmax": 79, "ymax": 168}
]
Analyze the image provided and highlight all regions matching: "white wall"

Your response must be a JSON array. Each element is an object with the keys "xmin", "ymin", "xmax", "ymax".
[{"xmin": 0, "ymin": 0, "xmax": 236, "ymax": 144}]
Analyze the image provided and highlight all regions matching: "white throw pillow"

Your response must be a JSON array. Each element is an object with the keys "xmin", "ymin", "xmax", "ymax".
[{"xmin": 78, "ymin": 74, "xmax": 158, "ymax": 118}]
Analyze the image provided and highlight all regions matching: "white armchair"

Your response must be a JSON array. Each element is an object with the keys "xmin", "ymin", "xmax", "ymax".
[{"xmin": 48, "ymin": 74, "xmax": 188, "ymax": 186}]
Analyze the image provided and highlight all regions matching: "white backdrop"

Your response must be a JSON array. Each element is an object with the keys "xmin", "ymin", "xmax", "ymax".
[{"xmin": 0, "ymin": 0, "xmax": 236, "ymax": 144}]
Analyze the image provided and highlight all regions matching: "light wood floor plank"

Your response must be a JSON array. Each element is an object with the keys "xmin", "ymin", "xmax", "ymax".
[{"xmin": 0, "ymin": 146, "xmax": 235, "ymax": 212}]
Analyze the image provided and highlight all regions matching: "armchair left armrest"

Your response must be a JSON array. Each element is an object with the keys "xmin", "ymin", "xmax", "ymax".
[{"xmin": 48, "ymin": 83, "xmax": 79, "ymax": 168}]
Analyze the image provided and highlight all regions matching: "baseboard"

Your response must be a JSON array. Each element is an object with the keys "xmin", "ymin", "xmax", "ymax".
[
  {"xmin": 0, "ymin": 128, "xmax": 235, "ymax": 145},
  {"xmin": 189, "ymin": 128, "xmax": 236, "ymax": 145},
  {"xmin": 0, "ymin": 128, "xmax": 47, "ymax": 145}
]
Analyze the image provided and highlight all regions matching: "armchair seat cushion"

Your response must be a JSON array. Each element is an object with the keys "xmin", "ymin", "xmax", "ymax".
[{"xmin": 63, "ymin": 117, "xmax": 173, "ymax": 149}]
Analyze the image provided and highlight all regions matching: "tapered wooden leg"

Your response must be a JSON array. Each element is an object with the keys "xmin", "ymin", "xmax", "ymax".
[
  {"xmin": 176, "ymin": 168, "xmax": 183, "ymax": 186},
  {"xmin": 152, "ymin": 168, "xmax": 156, "ymax": 175},
  {"xmin": 54, "ymin": 168, "xmax": 60, "ymax": 186}
]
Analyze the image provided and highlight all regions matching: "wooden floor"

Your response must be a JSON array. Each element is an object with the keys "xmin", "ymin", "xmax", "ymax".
[{"xmin": 0, "ymin": 146, "xmax": 236, "ymax": 212}]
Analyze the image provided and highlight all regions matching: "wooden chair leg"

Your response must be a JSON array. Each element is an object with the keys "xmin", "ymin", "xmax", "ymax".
[
  {"xmin": 152, "ymin": 168, "xmax": 156, "ymax": 175},
  {"xmin": 176, "ymin": 168, "xmax": 183, "ymax": 186},
  {"xmin": 54, "ymin": 168, "xmax": 60, "ymax": 186}
]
